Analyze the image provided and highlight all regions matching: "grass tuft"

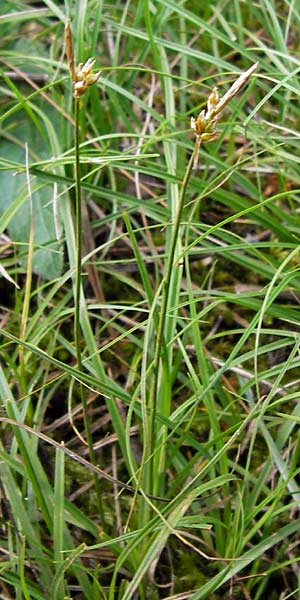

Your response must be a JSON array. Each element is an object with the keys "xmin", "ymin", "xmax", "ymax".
[{"xmin": 1, "ymin": 1, "xmax": 300, "ymax": 598}]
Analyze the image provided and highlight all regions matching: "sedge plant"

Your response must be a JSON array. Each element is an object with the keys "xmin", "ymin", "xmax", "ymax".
[
  {"xmin": 64, "ymin": 20, "xmax": 104, "ymax": 518},
  {"xmin": 3, "ymin": 2, "xmax": 300, "ymax": 597},
  {"xmin": 145, "ymin": 62, "xmax": 258, "ymax": 501}
]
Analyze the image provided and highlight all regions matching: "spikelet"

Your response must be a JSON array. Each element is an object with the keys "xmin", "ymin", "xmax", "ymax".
[
  {"xmin": 191, "ymin": 63, "xmax": 258, "ymax": 169},
  {"xmin": 65, "ymin": 21, "xmax": 101, "ymax": 99}
]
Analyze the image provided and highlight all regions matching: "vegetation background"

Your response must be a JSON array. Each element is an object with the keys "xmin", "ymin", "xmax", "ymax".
[{"xmin": 1, "ymin": 1, "xmax": 300, "ymax": 599}]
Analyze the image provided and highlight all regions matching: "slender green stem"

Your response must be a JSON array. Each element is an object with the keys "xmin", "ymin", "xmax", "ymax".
[
  {"xmin": 74, "ymin": 98, "xmax": 82, "ymax": 373},
  {"xmin": 74, "ymin": 98, "xmax": 104, "ymax": 521},
  {"xmin": 148, "ymin": 145, "xmax": 197, "ymax": 492}
]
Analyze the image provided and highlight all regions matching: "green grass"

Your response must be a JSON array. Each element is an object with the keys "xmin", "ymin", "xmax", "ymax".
[{"xmin": 1, "ymin": 1, "xmax": 300, "ymax": 598}]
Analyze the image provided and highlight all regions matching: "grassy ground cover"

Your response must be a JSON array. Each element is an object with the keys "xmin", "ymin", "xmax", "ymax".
[{"xmin": 1, "ymin": 1, "xmax": 300, "ymax": 598}]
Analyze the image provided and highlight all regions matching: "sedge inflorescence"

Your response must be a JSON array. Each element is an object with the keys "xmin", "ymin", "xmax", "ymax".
[
  {"xmin": 65, "ymin": 21, "xmax": 101, "ymax": 99},
  {"xmin": 191, "ymin": 63, "xmax": 258, "ymax": 168}
]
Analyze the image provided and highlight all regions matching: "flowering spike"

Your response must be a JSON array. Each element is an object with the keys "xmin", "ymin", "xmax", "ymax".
[
  {"xmin": 206, "ymin": 87, "xmax": 219, "ymax": 119},
  {"xmin": 191, "ymin": 63, "xmax": 258, "ymax": 169},
  {"xmin": 64, "ymin": 20, "xmax": 101, "ymax": 99},
  {"xmin": 73, "ymin": 58, "xmax": 101, "ymax": 99},
  {"xmin": 212, "ymin": 63, "xmax": 258, "ymax": 116},
  {"xmin": 65, "ymin": 20, "xmax": 75, "ymax": 80}
]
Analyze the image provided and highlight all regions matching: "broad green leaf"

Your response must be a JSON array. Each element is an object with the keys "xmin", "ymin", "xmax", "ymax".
[{"xmin": 0, "ymin": 142, "xmax": 63, "ymax": 279}]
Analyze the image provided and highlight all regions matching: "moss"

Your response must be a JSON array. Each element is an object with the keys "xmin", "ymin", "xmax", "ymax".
[
  {"xmin": 172, "ymin": 547, "xmax": 211, "ymax": 593},
  {"xmin": 145, "ymin": 584, "xmax": 160, "ymax": 600}
]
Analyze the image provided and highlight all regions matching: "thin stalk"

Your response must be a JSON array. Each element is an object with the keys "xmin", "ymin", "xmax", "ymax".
[
  {"xmin": 74, "ymin": 98, "xmax": 82, "ymax": 373},
  {"xmin": 148, "ymin": 145, "xmax": 197, "ymax": 493},
  {"xmin": 74, "ymin": 98, "xmax": 104, "ymax": 521},
  {"xmin": 19, "ymin": 143, "xmax": 34, "ymax": 400}
]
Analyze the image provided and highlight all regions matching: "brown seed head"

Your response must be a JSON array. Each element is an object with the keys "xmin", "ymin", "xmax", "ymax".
[
  {"xmin": 64, "ymin": 21, "xmax": 101, "ymax": 99},
  {"xmin": 65, "ymin": 20, "xmax": 75, "ymax": 80},
  {"xmin": 191, "ymin": 62, "xmax": 258, "ymax": 169}
]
